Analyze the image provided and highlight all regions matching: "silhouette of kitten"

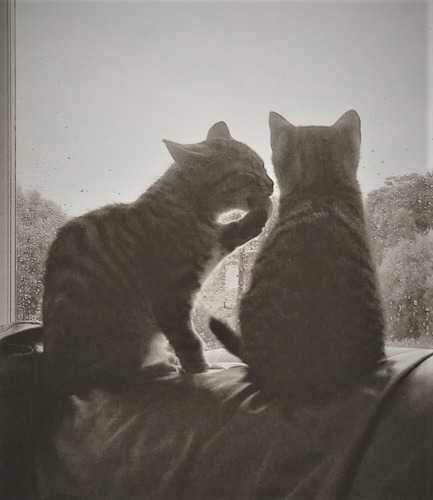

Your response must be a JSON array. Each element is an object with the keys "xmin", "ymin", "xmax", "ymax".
[
  {"xmin": 43, "ymin": 122, "xmax": 273, "ymax": 393},
  {"xmin": 211, "ymin": 111, "xmax": 385, "ymax": 405}
]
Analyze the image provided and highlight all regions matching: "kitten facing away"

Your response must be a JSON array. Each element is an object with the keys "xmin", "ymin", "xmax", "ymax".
[
  {"xmin": 210, "ymin": 110, "xmax": 385, "ymax": 405},
  {"xmin": 42, "ymin": 122, "xmax": 274, "ymax": 394}
]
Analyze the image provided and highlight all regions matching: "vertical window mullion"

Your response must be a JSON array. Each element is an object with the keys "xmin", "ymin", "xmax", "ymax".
[{"xmin": 0, "ymin": 0, "xmax": 16, "ymax": 326}]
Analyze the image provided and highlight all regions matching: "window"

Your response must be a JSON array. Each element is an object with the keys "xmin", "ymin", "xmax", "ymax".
[
  {"xmin": 2, "ymin": 0, "xmax": 432, "ymax": 349},
  {"xmin": 0, "ymin": 0, "xmax": 16, "ymax": 326}
]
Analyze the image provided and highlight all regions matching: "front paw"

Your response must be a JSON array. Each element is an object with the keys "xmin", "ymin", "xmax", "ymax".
[
  {"xmin": 239, "ymin": 207, "xmax": 269, "ymax": 240},
  {"xmin": 220, "ymin": 206, "xmax": 269, "ymax": 252},
  {"xmin": 245, "ymin": 208, "xmax": 268, "ymax": 232}
]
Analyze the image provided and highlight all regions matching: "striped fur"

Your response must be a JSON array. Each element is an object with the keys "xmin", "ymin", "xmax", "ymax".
[
  {"xmin": 211, "ymin": 111, "xmax": 385, "ymax": 405},
  {"xmin": 42, "ymin": 122, "xmax": 273, "ymax": 393}
]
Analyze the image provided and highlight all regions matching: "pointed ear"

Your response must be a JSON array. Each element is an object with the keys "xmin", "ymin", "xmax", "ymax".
[
  {"xmin": 333, "ymin": 110, "xmax": 360, "ymax": 134},
  {"xmin": 163, "ymin": 140, "xmax": 211, "ymax": 163},
  {"xmin": 269, "ymin": 111, "xmax": 295, "ymax": 146},
  {"xmin": 207, "ymin": 122, "xmax": 232, "ymax": 140},
  {"xmin": 333, "ymin": 110, "xmax": 361, "ymax": 152}
]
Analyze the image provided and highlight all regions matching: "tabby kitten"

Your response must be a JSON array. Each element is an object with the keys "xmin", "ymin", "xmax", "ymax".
[
  {"xmin": 42, "ymin": 122, "xmax": 273, "ymax": 393},
  {"xmin": 211, "ymin": 111, "xmax": 385, "ymax": 405}
]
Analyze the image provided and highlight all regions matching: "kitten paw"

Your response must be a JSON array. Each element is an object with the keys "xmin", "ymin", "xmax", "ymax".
[
  {"xmin": 239, "ymin": 207, "xmax": 269, "ymax": 239},
  {"xmin": 220, "ymin": 206, "xmax": 269, "ymax": 252}
]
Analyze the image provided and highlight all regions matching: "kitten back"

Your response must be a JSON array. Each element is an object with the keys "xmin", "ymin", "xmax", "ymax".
[{"xmin": 223, "ymin": 110, "xmax": 385, "ymax": 405}]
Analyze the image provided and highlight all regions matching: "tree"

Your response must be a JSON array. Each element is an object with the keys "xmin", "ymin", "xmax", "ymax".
[
  {"xmin": 366, "ymin": 172, "xmax": 433, "ymax": 263},
  {"xmin": 364, "ymin": 172, "xmax": 433, "ymax": 342},
  {"xmin": 16, "ymin": 185, "xmax": 68, "ymax": 320},
  {"xmin": 379, "ymin": 231, "xmax": 433, "ymax": 340}
]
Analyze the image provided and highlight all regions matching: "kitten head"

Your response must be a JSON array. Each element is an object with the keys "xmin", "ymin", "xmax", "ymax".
[
  {"xmin": 269, "ymin": 110, "xmax": 361, "ymax": 196},
  {"xmin": 163, "ymin": 122, "xmax": 274, "ymax": 215}
]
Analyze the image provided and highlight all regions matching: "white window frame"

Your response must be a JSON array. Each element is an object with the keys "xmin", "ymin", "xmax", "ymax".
[{"xmin": 0, "ymin": 0, "xmax": 16, "ymax": 326}]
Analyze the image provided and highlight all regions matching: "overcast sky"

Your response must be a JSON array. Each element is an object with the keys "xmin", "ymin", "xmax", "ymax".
[{"xmin": 16, "ymin": 0, "xmax": 430, "ymax": 216}]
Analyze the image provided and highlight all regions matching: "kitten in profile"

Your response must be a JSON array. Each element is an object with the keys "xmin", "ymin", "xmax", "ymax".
[
  {"xmin": 211, "ymin": 111, "xmax": 385, "ymax": 405},
  {"xmin": 42, "ymin": 122, "xmax": 273, "ymax": 393}
]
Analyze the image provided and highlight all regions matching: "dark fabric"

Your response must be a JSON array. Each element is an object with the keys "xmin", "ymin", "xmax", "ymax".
[
  {"xmin": 0, "ymin": 323, "xmax": 44, "ymax": 499},
  {"xmin": 346, "ymin": 350, "xmax": 433, "ymax": 500},
  {"xmin": 34, "ymin": 350, "xmax": 433, "ymax": 500},
  {"xmin": 1, "ymin": 322, "xmax": 433, "ymax": 500}
]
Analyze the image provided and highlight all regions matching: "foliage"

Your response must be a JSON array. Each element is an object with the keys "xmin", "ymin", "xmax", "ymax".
[
  {"xmin": 16, "ymin": 185, "xmax": 68, "ymax": 320},
  {"xmin": 379, "ymin": 232, "xmax": 433, "ymax": 341},
  {"xmin": 366, "ymin": 172, "xmax": 433, "ymax": 264},
  {"xmin": 365, "ymin": 172, "xmax": 433, "ymax": 343},
  {"xmin": 194, "ymin": 251, "xmax": 241, "ymax": 349},
  {"xmin": 387, "ymin": 334, "xmax": 433, "ymax": 349}
]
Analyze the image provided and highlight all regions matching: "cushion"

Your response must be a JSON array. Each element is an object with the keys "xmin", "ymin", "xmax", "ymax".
[
  {"xmin": 35, "ymin": 349, "xmax": 433, "ymax": 499},
  {"xmin": 1, "ymin": 322, "xmax": 433, "ymax": 499}
]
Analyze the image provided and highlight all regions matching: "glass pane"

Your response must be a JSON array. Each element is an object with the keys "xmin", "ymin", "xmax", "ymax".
[
  {"xmin": 366, "ymin": 173, "xmax": 433, "ymax": 348},
  {"xmin": 16, "ymin": 1, "xmax": 430, "ymax": 348}
]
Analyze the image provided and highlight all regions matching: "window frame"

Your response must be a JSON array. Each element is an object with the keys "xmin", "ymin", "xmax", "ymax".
[{"xmin": 0, "ymin": 0, "xmax": 16, "ymax": 326}]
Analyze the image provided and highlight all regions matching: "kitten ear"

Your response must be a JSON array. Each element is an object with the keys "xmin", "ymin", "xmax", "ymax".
[
  {"xmin": 269, "ymin": 111, "xmax": 295, "ymax": 145},
  {"xmin": 333, "ymin": 110, "xmax": 361, "ymax": 158},
  {"xmin": 333, "ymin": 110, "xmax": 361, "ymax": 136},
  {"xmin": 163, "ymin": 140, "xmax": 210, "ymax": 163},
  {"xmin": 207, "ymin": 122, "xmax": 232, "ymax": 140}
]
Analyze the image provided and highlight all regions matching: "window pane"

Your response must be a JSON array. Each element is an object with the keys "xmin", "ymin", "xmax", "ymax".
[
  {"xmin": 16, "ymin": 1, "xmax": 430, "ymax": 348},
  {"xmin": 366, "ymin": 173, "xmax": 433, "ymax": 348}
]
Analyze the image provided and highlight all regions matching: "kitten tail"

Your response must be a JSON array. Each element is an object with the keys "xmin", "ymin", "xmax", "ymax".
[{"xmin": 209, "ymin": 318, "xmax": 241, "ymax": 358}]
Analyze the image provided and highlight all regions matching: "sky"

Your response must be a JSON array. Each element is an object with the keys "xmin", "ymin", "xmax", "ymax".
[{"xmin": 16, "ymin": 0, "xmax": 431, "ymax": 216}]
